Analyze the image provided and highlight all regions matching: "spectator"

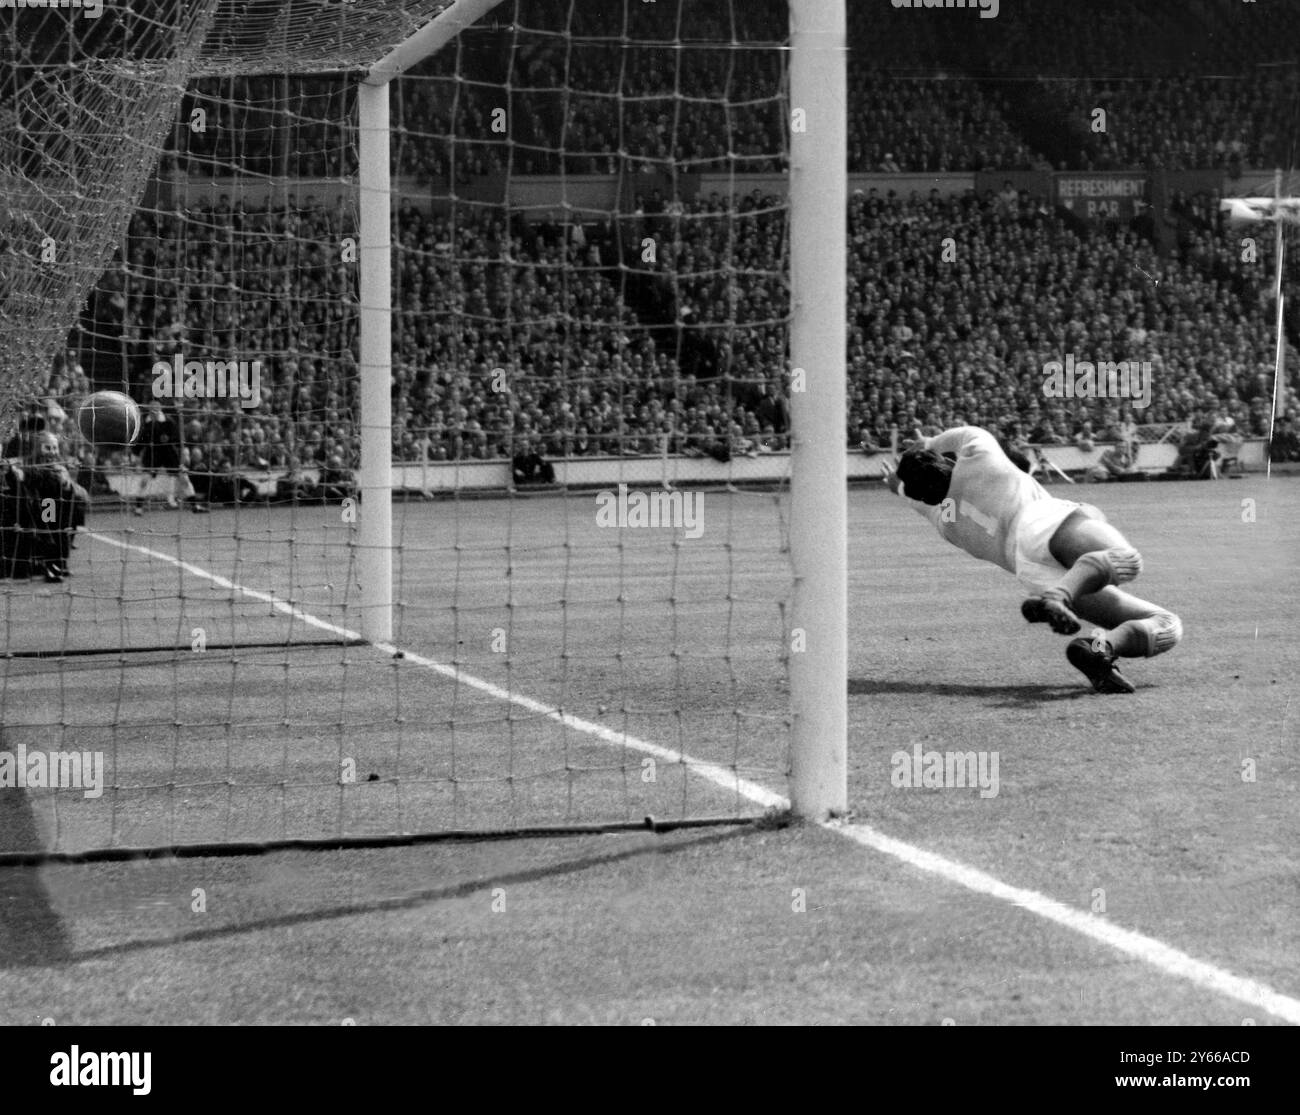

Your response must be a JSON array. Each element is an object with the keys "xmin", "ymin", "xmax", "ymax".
[
  {"xmin": 1167, "ymin": 422, "xmax": 1220, "ymax": 479},
  {"xmin": 0, "ymin": 431, "xmax": 89, "ymax": 582},
  {"xmin": 1086, "ymin": 441, "xmax": 1145, "ymax": 482},
  {"xmin": 318, "ymin": 455, "xmax": 358, "ymax": 501},
  {"xmin": 131, "ymin": 401, "xmax": 190, "ymax": 515},
  {"xmin": 511, "ymin": 439, "xmax": 557, "ymax": 485},
  {"xmin": 274, "ymin": 462, "xmax": 319, "ymax": 503},
  {"xmin": 1269, "ymin": 416, "xmax": 1300, "ymax": 462},
  {"xmin": 3, "ymin": 404, "xmax": 46, "ymax": 459}
]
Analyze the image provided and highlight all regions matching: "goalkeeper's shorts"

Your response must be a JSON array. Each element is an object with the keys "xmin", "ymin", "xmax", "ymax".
[{"xmin": 1012, "ymin": 497, "xmax": 1101, "ymax": 593}]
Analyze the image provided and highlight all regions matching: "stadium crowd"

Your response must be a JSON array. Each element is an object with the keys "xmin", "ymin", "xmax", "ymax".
[
  {"xmin": 162, "ymin": 1, "xmax": 1297, "ymax": 181},
  {"xmin": 11, "ymin": 0, "xmax": 1299, "ymax": 501},
  {"xmin": 28, "ymin": 177, "xmax": 1291, "ymax": 495}
]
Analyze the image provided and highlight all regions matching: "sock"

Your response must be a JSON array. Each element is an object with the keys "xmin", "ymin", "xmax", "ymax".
[
  {"xmin": 1045, "ymin": 552, "xmax": 1111, "ymax": 606},
  {"xmin": 1105, "ymin": 614, "xmax": 1182, "ymax": 658},
  {"xmin": 1104, "ymin": 623, "xmax": 1141, "ymax": 658}
]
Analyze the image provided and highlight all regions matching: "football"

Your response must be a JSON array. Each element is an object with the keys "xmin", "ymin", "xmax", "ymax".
[{"xmin": 77, "ymin": 390, "xmax": 142, "ymax": 446}]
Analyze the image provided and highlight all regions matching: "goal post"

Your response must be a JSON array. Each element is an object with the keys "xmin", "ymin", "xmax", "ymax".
[
  {"xmin": 788, "ymin": 0, "xmax": 848, "ymax": 819},
  {"xmin": 353, "ymin": 0, "xmax": 850, "ymax": 815},
  {"xmin": 353, "ymin": 0, "xmax": 516, "ymax": 650},
  {"xmin": 365, "ymin": 0, "xmax": 509, "ymax": 85},
  {"xmin": 356, "ymin": 79, "xmax": 393, "ymax": 645},
  {"xmin": 0, "ymin": 0, "xmax": 849, "ymax": 859}
]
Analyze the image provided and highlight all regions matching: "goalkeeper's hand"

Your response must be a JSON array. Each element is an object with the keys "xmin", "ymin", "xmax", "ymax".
[
  {"xmin": 880, "ymin": 457, "xmax": 902, "ymax": 495},
  {"xmin": 897, "ymin": 427, "xmax": 924, "ymax": 454}
]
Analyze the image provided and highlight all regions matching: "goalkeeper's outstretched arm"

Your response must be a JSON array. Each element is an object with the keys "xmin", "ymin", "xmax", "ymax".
[{"xmin": 918, "ymin": 425, "xmax": 997, "ymax": 458}]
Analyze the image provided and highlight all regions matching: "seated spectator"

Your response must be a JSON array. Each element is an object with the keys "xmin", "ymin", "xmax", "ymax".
[
  {"xmin": 1030, "ymin": 419, "xmax": 1066, "ymax": 445},
  {"xmin": 511, "ymin": 439, "xmax": 557, "ymax": 485},
  {"xmin": 1115, "ymin": 411, "xmax": 1141, "ymax": 456},
  {"xmin": 858, "ymin": 423, "xmax": 890, "ymax": 453},
  {"xmin": 753, "ymin": 382, "xmax": 789, "ymax": 435},
  {"xmin": 1086, "ymin": 441, "xmax": 1145, "ymax": 482},
  {"xmin": 1210, "ymin": 417, "xmax": 1243, "ymax": 475},
  {"xmin": 570, "ymin": 427, "xmax": 593, "ymax": 456},
  {"xmin": 1269, "ymin": 416, "xmax": 1300, "ymax": 462},
  {"xmin": 728, "ymin": 421, "xmax": 758, "ymax": 458},
  {"xmin": 1167, "ymin": 422, "xmax": 1219, "ymax": 479},
  {"xmin": 318, "ymin": 455, "xmax": 358, "ymax": 501},
  {"xmin": 274, "ymin": 464, "xmax": 320, "ymax": 503},
  {"xmin": 187, "ymin": 450, "xmax": 257, "ymax": 506},
  {"xmin": 682, "ymin": 424, "xmax": 731, "ymax": 463}
]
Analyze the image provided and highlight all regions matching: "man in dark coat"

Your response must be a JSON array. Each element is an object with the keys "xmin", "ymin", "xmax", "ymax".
[
  {"xmin": 0, "ymin": 431, "xmax": 89, "ymax": 582},
  {"xmin": 131, "ymin": 400, "xmax": 191, "ymax": 514}
]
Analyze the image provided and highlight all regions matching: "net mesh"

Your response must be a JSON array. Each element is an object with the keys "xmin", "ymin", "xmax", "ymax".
[
  {"xmin": 0, "ymin": 0, "xmax": 796, "ymax": 856},
  {"xmin": 1, "ymin": 2, "xmax": 221, "ymax": 435}
]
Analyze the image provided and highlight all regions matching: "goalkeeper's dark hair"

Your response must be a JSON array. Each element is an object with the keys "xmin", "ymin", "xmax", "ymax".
[
  {"xmin": 998, "ymin": 436, "xmax": 1032, "ymax": 473},
  {"xmin": 896, "ymin": 445, "xmax": 955, "ymax": 505}
]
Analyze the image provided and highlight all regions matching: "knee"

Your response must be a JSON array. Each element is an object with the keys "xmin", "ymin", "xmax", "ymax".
[
  {"xmin": 1147, "ymin": 611, "xmax": 1182, "ymax": 656},
  {"xmin": 1080, "ymin": 547, "xmax": 1143, "ymax": 585}
]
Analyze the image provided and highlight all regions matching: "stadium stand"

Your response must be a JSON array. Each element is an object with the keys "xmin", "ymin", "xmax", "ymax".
[{"xmin": 16, "ymin": 0, "xmax": 1300, "ymax": 482}]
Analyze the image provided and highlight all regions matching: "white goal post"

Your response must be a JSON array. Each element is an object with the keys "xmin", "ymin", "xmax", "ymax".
[
  {"xmin": 0, "ymin": 0, "xmax": 848, "ymax": 853},
  {"xmin": 787, "ymin": 0, "xmax": 848, "ymax": 818},
  {"xmin": 355, "ymin": 0, "xmax": 513, "ymax": 647},
  {"xmin": 352, "ymin": 0, "xmax": 849, "ymax": 819}
]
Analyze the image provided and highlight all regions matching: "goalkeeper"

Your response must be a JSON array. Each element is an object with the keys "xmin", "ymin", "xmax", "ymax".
[{"xmin": 882, "ymin": 426, "xmax": 1182, "ymax": 693}]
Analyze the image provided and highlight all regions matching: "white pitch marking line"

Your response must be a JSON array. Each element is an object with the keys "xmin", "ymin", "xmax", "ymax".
[
  {"xmin": 832, "ymin": 821, "xmax": 1300, "ymax": 1025},
  {"xmin": 90, "ymin": 529, "xmax": 1300, "ymax": 1024}
]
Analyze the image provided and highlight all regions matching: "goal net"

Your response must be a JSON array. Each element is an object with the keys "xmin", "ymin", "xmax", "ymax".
[{"xmin": 0, "ymin": 0, "xmax": 845, "ymax": 859}]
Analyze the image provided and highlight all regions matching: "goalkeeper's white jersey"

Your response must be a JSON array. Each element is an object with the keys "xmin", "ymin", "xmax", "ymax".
[{"xmin": 905, "ymin": 426, "xmax": 1053, "ymax": 574}]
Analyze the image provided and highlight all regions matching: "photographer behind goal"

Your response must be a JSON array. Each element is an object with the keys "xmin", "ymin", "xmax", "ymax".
[{"xmin": 1, "ymin": 430, "xmax": 90, "ymax": 583}]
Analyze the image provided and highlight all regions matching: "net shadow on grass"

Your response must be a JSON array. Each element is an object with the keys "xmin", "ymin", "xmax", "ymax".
[
  {"xmin": 1, "ymin": 498, "xmax": 793, "ymax": 855},
  {"xmin": 0, "ymin": 775, "xmax": 75, "ymax": 968},
  {"xmin": 42, "ymin": 824, "xmax": 757, "ymax": 968},
  {"xmin": 849, "ymin": 678, "xmax": 1093, "ymax": 705},
  {"xmin": 1, "ymin": 643, "xmax": 777, "ymax": 857}
]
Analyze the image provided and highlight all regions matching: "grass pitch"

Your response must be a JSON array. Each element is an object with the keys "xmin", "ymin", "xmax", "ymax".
[{"xmin": 0, "ymin": 477, "xmax": 1295, "ymax": 1024}]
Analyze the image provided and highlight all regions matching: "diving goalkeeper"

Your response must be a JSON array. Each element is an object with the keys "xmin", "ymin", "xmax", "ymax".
[{"xmin": 882, "ymin": 426, "xmax": 1181, "ymax": 693}]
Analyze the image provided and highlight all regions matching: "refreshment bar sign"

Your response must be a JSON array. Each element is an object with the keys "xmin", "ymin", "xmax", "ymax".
[{"xmin": 1055, "ymin": 173, "xmax": 1149, "ymax": 221}]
